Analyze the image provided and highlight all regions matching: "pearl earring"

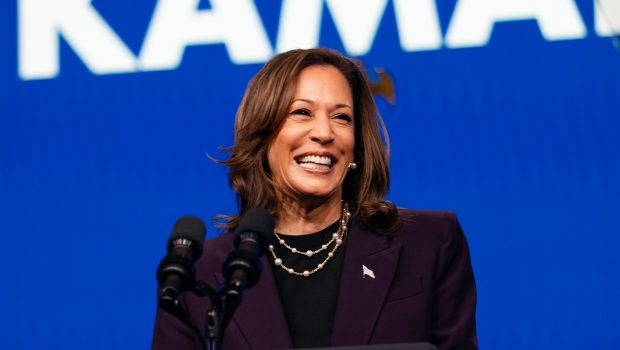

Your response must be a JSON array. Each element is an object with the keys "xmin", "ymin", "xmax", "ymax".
[{"xmin": 348, "ymin": 162, "xmax": 357, "ymax": 170}]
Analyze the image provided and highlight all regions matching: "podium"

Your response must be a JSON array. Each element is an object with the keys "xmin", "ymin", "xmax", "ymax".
[{"xmin": 299, "ymin": 343, "xmax": 437, "ymax": 350}]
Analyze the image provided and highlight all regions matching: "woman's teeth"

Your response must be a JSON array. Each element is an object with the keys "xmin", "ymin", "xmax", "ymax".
[
  {"xmin": 297, "ymin": 155, "xmax": 333, "ymax": 169},
  {"xmin": 299, "ymin": 162, "xmax": 329, "ymax": 170}
]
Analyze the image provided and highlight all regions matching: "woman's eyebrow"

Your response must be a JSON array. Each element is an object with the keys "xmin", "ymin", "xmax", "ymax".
[
  {"xmin": 292, "ymin": 99, "xmax": 352, "ymax": 111},
  {"xmin": 292, "ymin": 98, "xmax": 314, "ymax": 104},
  {"xmin": 334, "ymin": 103, "xmax": 353, "ymax": 111}
]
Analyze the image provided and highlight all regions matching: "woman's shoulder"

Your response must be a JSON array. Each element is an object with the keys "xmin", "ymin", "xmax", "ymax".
[
  {"xmin": 204, "ymin": 232, "xmax": 235, "ymax": 250},
  {"xmin": 394, "ymin": 208, "xmax": 464, "ymax": 245},
  {"xmin": 397, "ymin": 208, "xmax": 459, "ymax": 226},
  {"xmin": 192, "ymin": 231, "xmax": 237, "ymax": 280},
  {"xmin": 198, "ymin": 231, "xmax": 236, "ymax": 263}
]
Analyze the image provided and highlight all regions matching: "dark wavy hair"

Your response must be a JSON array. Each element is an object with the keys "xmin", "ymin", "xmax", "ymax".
[{"xmin": 218, "ymin": 48, "xmax": 399, "ymax": 234}]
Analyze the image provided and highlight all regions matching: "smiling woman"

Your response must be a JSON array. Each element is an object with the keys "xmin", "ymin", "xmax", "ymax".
[
  {"xmin": 267, "ymin": 65, "xmax": 355, "ymax": 223},
  {"xmin": 222, "ymin": 48, "xmax": 398, "ymax": 236},
  {"xmin": 152, "ymin": 48, "xmax": 478, "ymax": 350}
]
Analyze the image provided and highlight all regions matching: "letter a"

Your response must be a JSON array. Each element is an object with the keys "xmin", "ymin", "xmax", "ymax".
[
  {"xmin": 595, "ymin": 0, "xmax": 620, "ymax": 36},
  {"xmin": 445, "ymin": 0, "xmax": 587, "ymax": 48},
  {"xmin": 139, "ymin": 0, "xmax": 272, "ymax": 70}
]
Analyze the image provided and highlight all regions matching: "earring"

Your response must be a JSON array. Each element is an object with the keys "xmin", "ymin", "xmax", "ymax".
[{"xmin": 348, "ymin": 162, "xmax": 357, "ymax": 170}]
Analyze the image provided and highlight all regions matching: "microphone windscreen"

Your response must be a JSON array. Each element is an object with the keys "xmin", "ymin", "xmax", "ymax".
[
  {"xmin": 235, "ymin": 208, "xmax": 275, "ymax": 243},
  {"xmin": 167, "ymin": 215, "xmax": 206, "ymax": 259}
]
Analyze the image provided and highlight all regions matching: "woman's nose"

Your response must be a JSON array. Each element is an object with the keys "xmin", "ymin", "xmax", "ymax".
[{"xmin": 309, "ymin": 114, "xmax": 335, "ymax": 144}]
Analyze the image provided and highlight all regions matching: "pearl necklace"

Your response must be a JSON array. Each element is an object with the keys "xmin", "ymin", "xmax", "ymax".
[{"xmin": 268, "ymin": 203, "xmax": 351, "ymax": 278}]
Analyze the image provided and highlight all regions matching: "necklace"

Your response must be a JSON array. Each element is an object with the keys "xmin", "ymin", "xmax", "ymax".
[{"xmin": 269, "ymin": 203, "xmax": 351, "ymax": 278}]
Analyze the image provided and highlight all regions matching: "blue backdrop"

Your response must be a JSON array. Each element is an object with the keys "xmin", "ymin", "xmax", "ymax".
[{"xmin": 1, "ymin": 0, "xmax": 619, "ymax": 349}]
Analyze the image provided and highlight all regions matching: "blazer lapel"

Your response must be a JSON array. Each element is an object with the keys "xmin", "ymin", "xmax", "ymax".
[
  {"xmin": 215, "ymin": 256, "xmax": 292, "ymax": 349},
  {"xmin": 331, "ymin": 219, "xmax": 402, "ymax": 346}
]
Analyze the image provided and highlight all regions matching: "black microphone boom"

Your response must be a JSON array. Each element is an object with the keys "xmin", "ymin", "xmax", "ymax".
[
  {"xmin": 156, "ymin": 215, "xmax": 206, "ymax": 310},
  {"xmin": 221, "ymin": 208, "xmax": 274, "ymax": 325}
]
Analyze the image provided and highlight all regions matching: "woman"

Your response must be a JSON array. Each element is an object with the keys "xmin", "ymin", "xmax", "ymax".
[{"xmin": 153, "ymin": 48, "xmax": 477, "ymax": 349}]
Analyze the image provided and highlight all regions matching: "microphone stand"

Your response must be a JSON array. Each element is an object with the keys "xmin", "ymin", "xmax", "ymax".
[
  {"xmin": 199, "ymin": 280, "xmax": 244, "ymax": 350},
  {"xmin": 159, "ymin": 279, "xmax": 223, "ymax": 350},
  {"xmin": 159, "ymin": 288, "xmax": 208, "ymax": 350},
  {"xmin": 192, "ymin": 281, "xmax": 223, "ymax": 350},
  {"xmin": 162, "ymin": 268, "xmax": 257, "ymax": 350},
  {"xmin": 205, "ymin": 304, "xmax": 223, "ymax": 350}
]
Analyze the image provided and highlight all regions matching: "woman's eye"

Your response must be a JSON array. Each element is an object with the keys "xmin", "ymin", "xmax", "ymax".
[
  {"xmin": 335, "ymin": 114, "xmax": 353, "ymax": 123},
  {"xmin": 291, "ymin": 109, "xmax": 311, "ymax": 116}
]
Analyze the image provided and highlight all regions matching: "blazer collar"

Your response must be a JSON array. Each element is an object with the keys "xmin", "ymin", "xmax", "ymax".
[
  {"xmin": 331, "ymin": 217, "xmax": 402, "ymax": 346},
  {"xmin": 215, "ymin": 216, "xmax": 402, "ymax": 349},
  {"xmin": 215, "ymin": 256, "xmax": 293, "ymax": 349}
]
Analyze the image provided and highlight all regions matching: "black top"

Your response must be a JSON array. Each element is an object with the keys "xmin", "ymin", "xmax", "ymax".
[{"xmin": 269, "ymin": 220, "xmax": 346, "ymax": 348}]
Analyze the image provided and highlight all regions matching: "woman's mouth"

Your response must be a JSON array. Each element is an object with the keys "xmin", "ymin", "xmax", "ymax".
[{"xmin": 296, "ymin": 155, "xmax": 334, "ymax": 171}]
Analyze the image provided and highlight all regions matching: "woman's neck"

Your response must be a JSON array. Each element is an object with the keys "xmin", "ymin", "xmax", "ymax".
[{"xmin": 274, "ymin": 195, "xmax": 343, "ymax": 235}]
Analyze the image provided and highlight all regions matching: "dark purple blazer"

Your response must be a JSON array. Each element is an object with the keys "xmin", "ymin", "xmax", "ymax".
[{"xmin": 152, "ymin": 210, "xmax": 477, "ymax": 349}]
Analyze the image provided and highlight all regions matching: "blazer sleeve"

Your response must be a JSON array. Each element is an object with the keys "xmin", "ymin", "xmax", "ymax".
[
  {"xmin": 431, "ymin": 212, "xmax": 478, "ymax": 349},
  {"xmin": 151, "ymin": 291, "xmax": 202, "ymax": 350}
]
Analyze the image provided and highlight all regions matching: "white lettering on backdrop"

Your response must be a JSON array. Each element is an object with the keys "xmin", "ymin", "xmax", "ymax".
[
  {"xmin": 17, "ymin": 0, "xmax": 617, "ymax": 80},
  {"xmin": 595, "ymin": 0, "xmax": 620, "ymax": 36},
  {"xmin": 138, "ymin": 0, "xmax": 271, "ymax": 70},
  {"xmin": 277, "ymin": 0, "xmax": 389, "ymax": 55},
  {"xmin": 445, "ymin": 0, "xmax": 587, "ymax": 48},
  {"xmin": 18, "ymin": 0, "xmax": 136, "ymax": 79}
]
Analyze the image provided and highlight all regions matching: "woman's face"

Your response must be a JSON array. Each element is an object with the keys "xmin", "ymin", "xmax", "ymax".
[{"xmin": 268, "ymin": 64, "xmax": 355, "ymax": 202}]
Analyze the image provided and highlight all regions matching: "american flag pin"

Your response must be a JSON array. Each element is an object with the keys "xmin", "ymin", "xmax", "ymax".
[{"xmin": 362, "ymin": 265, "xmax": 375, "ymax": 279}]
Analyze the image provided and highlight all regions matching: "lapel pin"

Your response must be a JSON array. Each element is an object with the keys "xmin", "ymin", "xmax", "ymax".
[{"xmin": 362, "ymin": 265, "xmax": 375, "ymax": 279}]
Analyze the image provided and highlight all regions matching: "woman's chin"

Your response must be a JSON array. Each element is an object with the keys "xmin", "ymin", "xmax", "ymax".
[{"xmin": 294, "ymin": 185, "xmax": 340, "ymax": 201}]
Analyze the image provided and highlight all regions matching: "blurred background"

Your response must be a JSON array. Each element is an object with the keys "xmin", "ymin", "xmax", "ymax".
[{"xmin": 1, "ymin": 0, "xmax": 619, "ymax": 349}]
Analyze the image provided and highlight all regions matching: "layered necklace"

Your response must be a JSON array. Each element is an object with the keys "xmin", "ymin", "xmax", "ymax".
[{"xmin": 269, "ymin": 203, "xmax": 351, "ymax": 278}]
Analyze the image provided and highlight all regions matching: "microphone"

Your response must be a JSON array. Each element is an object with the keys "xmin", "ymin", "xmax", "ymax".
[
  {"xmin": 156, "ymin": 215, "xmax": 206, "ymax": 310},
  {"xmin": 221, "ymin": 208, "xmax": 274, "ymax": 316}
]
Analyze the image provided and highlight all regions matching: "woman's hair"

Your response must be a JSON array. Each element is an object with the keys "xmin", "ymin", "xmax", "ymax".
[{"xmin": 219, "ymin": 48, "xmax": 399, "ymax": 234}]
